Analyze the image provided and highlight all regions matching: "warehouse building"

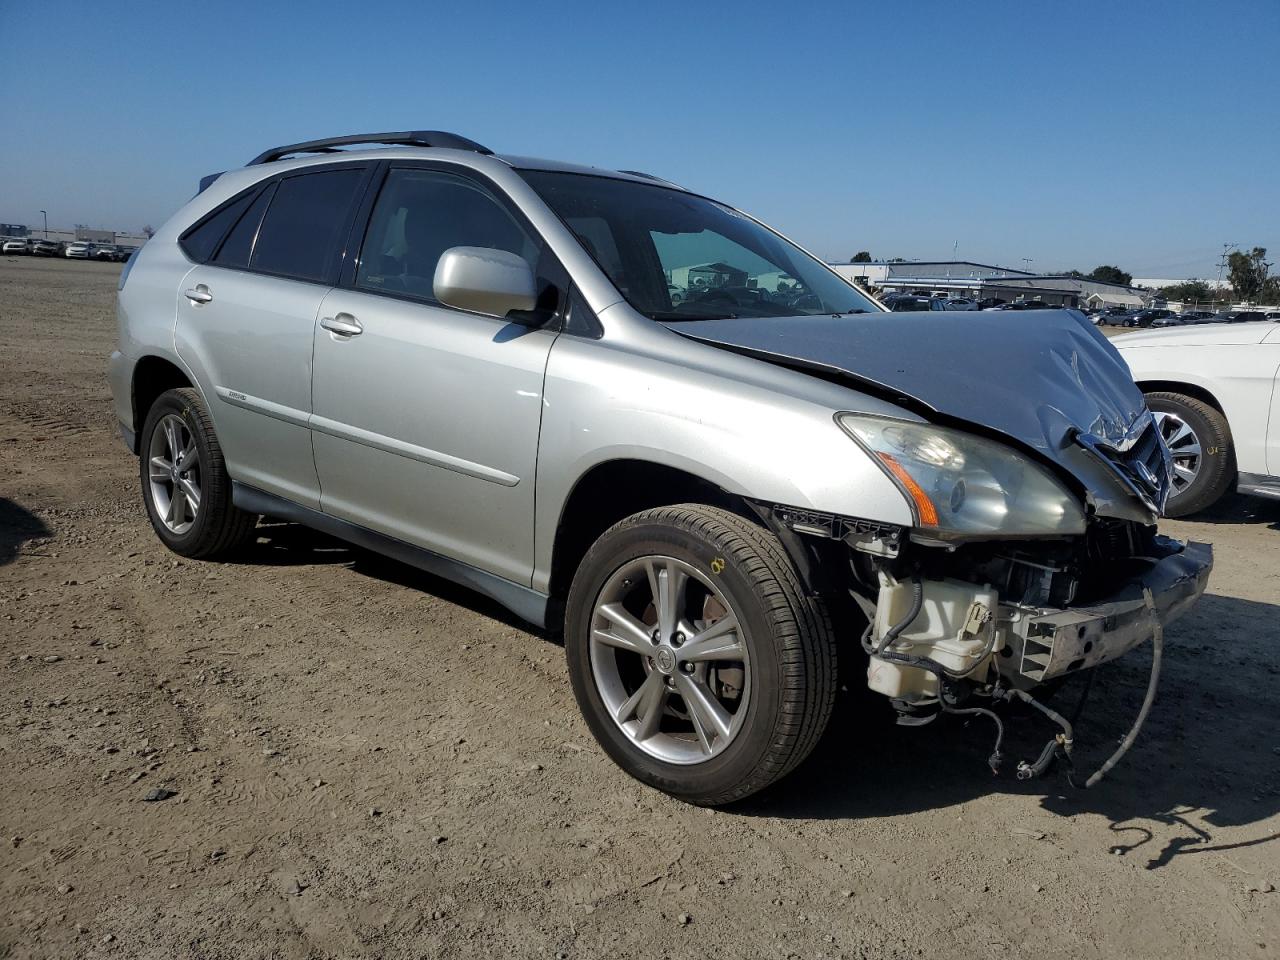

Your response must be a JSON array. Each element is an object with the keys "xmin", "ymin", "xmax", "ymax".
[{"xmin": 828, "ymin": 260, "xmax": 1149, "ymax": 308}]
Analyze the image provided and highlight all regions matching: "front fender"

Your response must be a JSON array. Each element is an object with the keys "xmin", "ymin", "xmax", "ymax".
[{"xmin": 530, "ymin": 331, "xmax": 914, "ymax": 593}]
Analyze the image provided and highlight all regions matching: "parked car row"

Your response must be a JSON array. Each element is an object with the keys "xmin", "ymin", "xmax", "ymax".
[
  {"xmin": 883, "ymin": 294, "xmax": 1077, "ymax": 313},
  {"xmin": 3, "ymin": 237, "xmax": 62, "ymax": 256},
  {"xmin": 981, "ymin": 299, "xmax": 1061, "ymax": 311},
  {"xmin": 882, "ymin": 293, "xmax": 982, "ymax": 311},
  {"xmin": 1095, "ymin": 306, "xmax": 1276, "ymax": 328},
  {"xmin": 1, "ymin": 238, "xmax": 134, "ymax": 261}
]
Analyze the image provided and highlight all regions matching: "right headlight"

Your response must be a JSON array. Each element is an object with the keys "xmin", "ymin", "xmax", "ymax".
[{"xmin": 837, "ymin": 413, "xmax": 1086, "ymax": 537}]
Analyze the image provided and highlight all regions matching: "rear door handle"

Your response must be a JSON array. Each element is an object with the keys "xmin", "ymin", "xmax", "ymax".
[
  {"xmin": 320, "ymin": 313, "xmax": 363, "ymax": 337},
  {"xmin": 184, "ymin": 285, "xmax": 213, "ymax": 304}
]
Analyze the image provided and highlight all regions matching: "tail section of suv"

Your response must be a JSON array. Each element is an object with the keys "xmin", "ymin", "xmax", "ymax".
[{"xmin": 109, "ymin": 131, "xmax": 1211, "ymax": 804}]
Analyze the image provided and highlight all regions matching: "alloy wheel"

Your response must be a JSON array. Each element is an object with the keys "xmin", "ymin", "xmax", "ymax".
[
  {"xmin": 147, "ymin": 413, "xmax": 201, "ymax": 534},
  {"xmin": 1153, "ymin": 410, "xmax": 1202, "ymax": 496},
  {"xmin": 589, "ymin": 556, "xmax": 750, "ymax": 764}
]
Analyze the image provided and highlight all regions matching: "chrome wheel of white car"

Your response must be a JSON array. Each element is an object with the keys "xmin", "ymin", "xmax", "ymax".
[
  {"xmin": 589, "ymin": 555, "xmax": 751, "ymax": 764},
  {"xmin": 1153, "ymin": 410, "xmax": 1202, "ymax": 496},
  {"xmin": 147, "ymin": 413, "xmax": 201, "ymax": 534},
  {"xmin": 1145, "ymin": 391, "xmax": 1234, "ymax": 517}
]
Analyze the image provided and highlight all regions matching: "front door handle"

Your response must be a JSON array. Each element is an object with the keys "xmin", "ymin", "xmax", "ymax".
[
  {"xmin": 320, "ymin": 313, "xmax": 363, "ymax": 337},
  {"xmin": 184, "ymin": 285, "xmax": 213, "ymax": 304}
]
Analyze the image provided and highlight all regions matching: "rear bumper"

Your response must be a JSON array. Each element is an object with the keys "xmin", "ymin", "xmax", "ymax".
[{"xmin": 1009, "ymin": 538, "xmax": 1212, "ymax": 684}]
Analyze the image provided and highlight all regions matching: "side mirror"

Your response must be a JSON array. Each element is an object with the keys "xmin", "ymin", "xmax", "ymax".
[{"xmin": 433, "ymin": 246, "xmax": 538, "ymax": 318}]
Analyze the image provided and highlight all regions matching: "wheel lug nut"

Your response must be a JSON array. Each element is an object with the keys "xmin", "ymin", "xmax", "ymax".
[{"xmin": 681, "ymin": 662, "xmax": 695, "ymax": 673}]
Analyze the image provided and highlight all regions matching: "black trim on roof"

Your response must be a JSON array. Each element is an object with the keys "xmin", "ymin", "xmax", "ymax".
[
  {"xmin": 616, "ymin": 169, "xmax": 683, "ymax": 187},
  {"xmin": 247, "ymin": 131, "xmax": 492, "ymax": 166}
]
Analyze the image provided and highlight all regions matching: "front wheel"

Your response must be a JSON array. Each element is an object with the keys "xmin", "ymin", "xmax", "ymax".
[
  {"xmin": 564, "ymin": 504, "xmax": 836, "ymax": 805},
  {"xmin": 139, "ymin": 387, "xmax": 258, "ymax": 558}
]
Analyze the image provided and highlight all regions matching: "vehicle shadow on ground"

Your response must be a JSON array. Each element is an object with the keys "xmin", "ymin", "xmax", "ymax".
[
  {"xmin": 0, "ymin": 497, "xmax": 52, "ymax": 565},
  {"xmin": 350, "ymin": 549, "xmax": 540, "ymax": 633},
  {"xmin": 1182, "ymin": 491, "xmax": 1280, "ymax": 529},
  {"xmin": 228, "ymin": 520, "xmax": 550, "ymax": 632},
  {"xmin": 228, "ymin": 521, "xmax": 360, "ymax": 567},
  {"xmin": 736, "ymin": 593, "xmax": 1280, "ymax": 872}
]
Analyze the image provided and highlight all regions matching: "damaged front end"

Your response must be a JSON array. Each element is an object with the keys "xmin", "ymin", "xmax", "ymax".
[
  {"xmin": 769, "ymin": 502, "xmax": 1213, "ymax": 784},
  {"xmin": 683, "ymin": 307, "xmax": 1214, "ymax": 783},
  {"xmin": 861, "ymin": 529, "xmax": 1211, "ymax": 703}
]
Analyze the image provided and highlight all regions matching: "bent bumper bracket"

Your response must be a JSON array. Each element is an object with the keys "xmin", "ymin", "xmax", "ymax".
[{"xmin": 1011, "ymin": 539, "xmax": 1211, "ymax": 684}]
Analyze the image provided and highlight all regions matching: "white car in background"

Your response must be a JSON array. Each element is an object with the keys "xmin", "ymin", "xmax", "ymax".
[
  {"xmin": 1114, "ymin": 321, "xmax": 1280, "ymax": 515},
  {"xmin": 65, "ymin": 241, "xmax": 94, "ymax": 258}
]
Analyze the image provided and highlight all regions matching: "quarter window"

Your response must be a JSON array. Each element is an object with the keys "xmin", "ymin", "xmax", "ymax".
[
  {"xmin": 212, "ymin": 184, "xmax": 275, "ymax": 269},
  {"xmin": 179, "ymin": 191, "xmax": 257, "ymax": 262},
  {"xmin": 251, "ymin": 169, "xmax": 365, "ymax": 283}
]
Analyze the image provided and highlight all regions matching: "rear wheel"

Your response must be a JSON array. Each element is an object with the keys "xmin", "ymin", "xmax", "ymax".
[
  {"xmin": 1145, "ymin": 391, "xmax": 1235, "ymax": 517},
  {"xmin": 139, "ymin": 387, "xmax": 258, "ymax": 558},
  {"xmin": 565, "ymin": 504, "xmax": 836, "ymax": 805}
]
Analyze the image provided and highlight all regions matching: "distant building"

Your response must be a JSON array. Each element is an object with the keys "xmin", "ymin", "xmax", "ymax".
[
  {"xmin": 76, "ymin": 228, "xmax": 115, "ymax": 243},
  {"xmin": 828, "ymin": 260, "xmax": 1148, "ymax": 308},
  {"xmin": 829, "ymin": 260, "xmax": 1031, "ymax": 289},
  {"xmin": 0, "ymin": 223, "xmax": 28, "ymax": 238}
]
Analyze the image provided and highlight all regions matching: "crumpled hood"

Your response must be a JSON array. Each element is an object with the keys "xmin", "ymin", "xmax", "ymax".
[{"xmin": 667, "ymin": 309, "xmax": 1149, "ymax": 488}]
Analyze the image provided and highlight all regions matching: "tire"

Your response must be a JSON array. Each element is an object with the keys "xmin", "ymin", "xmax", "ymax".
[
  {"xmin": 1145, "ymin": 391, "xmax": 1235, "ymax": 517},
  {"xmin": 138, "ymin": 387, "xmax": 258, "ymax": 558},
  {"xmin": 564, "ymin": 504, "xmax": 836, "ymax": 805}
]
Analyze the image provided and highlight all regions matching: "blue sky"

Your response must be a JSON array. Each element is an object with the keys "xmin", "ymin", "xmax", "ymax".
[{"xmin": 2, "ymin": 0, "xmax": 1276, "ymax": 277}]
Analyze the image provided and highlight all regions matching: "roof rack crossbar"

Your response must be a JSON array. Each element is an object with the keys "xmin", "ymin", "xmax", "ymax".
[{"xmin": 248, "ymin": 131, "xmax": 493, "ymax": 166}]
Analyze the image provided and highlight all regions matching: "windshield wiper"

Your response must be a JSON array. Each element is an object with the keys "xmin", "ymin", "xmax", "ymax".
[{"xmin": 651, "ymin": 312, "xmax": 738, "ymax": 322}]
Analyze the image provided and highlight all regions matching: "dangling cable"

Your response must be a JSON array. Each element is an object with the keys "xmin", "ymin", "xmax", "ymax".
[{"xmin": 1077, "ymin": 589, "xmax": 1164, "ymax": 789}]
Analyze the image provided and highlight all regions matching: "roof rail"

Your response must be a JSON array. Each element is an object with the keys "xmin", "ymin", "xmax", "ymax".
[
  {"xmin": 248, "ymin": 131, "xmax": 493, "ymax": 166},
  {"xmin": 616, "ymin": 169, "xmax": 686, "ymax": 190}
]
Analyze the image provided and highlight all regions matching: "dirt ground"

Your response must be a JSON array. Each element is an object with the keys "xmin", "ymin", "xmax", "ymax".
[{"xmin": 2, "ymin": 256, "xmax": 1277, "ymax": 960}]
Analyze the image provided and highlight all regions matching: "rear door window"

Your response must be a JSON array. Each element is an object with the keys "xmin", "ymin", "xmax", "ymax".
[{"xmin": 251, "ymin": 169, "xmax": 366, "ymax": 283}]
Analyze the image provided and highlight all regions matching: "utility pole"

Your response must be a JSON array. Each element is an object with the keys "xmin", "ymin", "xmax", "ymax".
[
  {"xmin": 39, "ymin": 210, "xmax": 48, "ymax": 238},
  {"xmin": 1218, "ymin": 242, "xmax": 1236, "ymax": 287}
]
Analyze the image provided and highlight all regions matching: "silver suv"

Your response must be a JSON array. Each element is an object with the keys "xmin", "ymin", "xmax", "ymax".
[{"xmin": 109, "ymin": 131, "xmax": 1212, "ymax": 804}]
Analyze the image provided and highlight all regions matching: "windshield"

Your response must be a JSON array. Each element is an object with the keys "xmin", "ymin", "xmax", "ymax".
[{"xmin": 519, "ymin": 170, "xmax": 879, "ymax": 321}]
